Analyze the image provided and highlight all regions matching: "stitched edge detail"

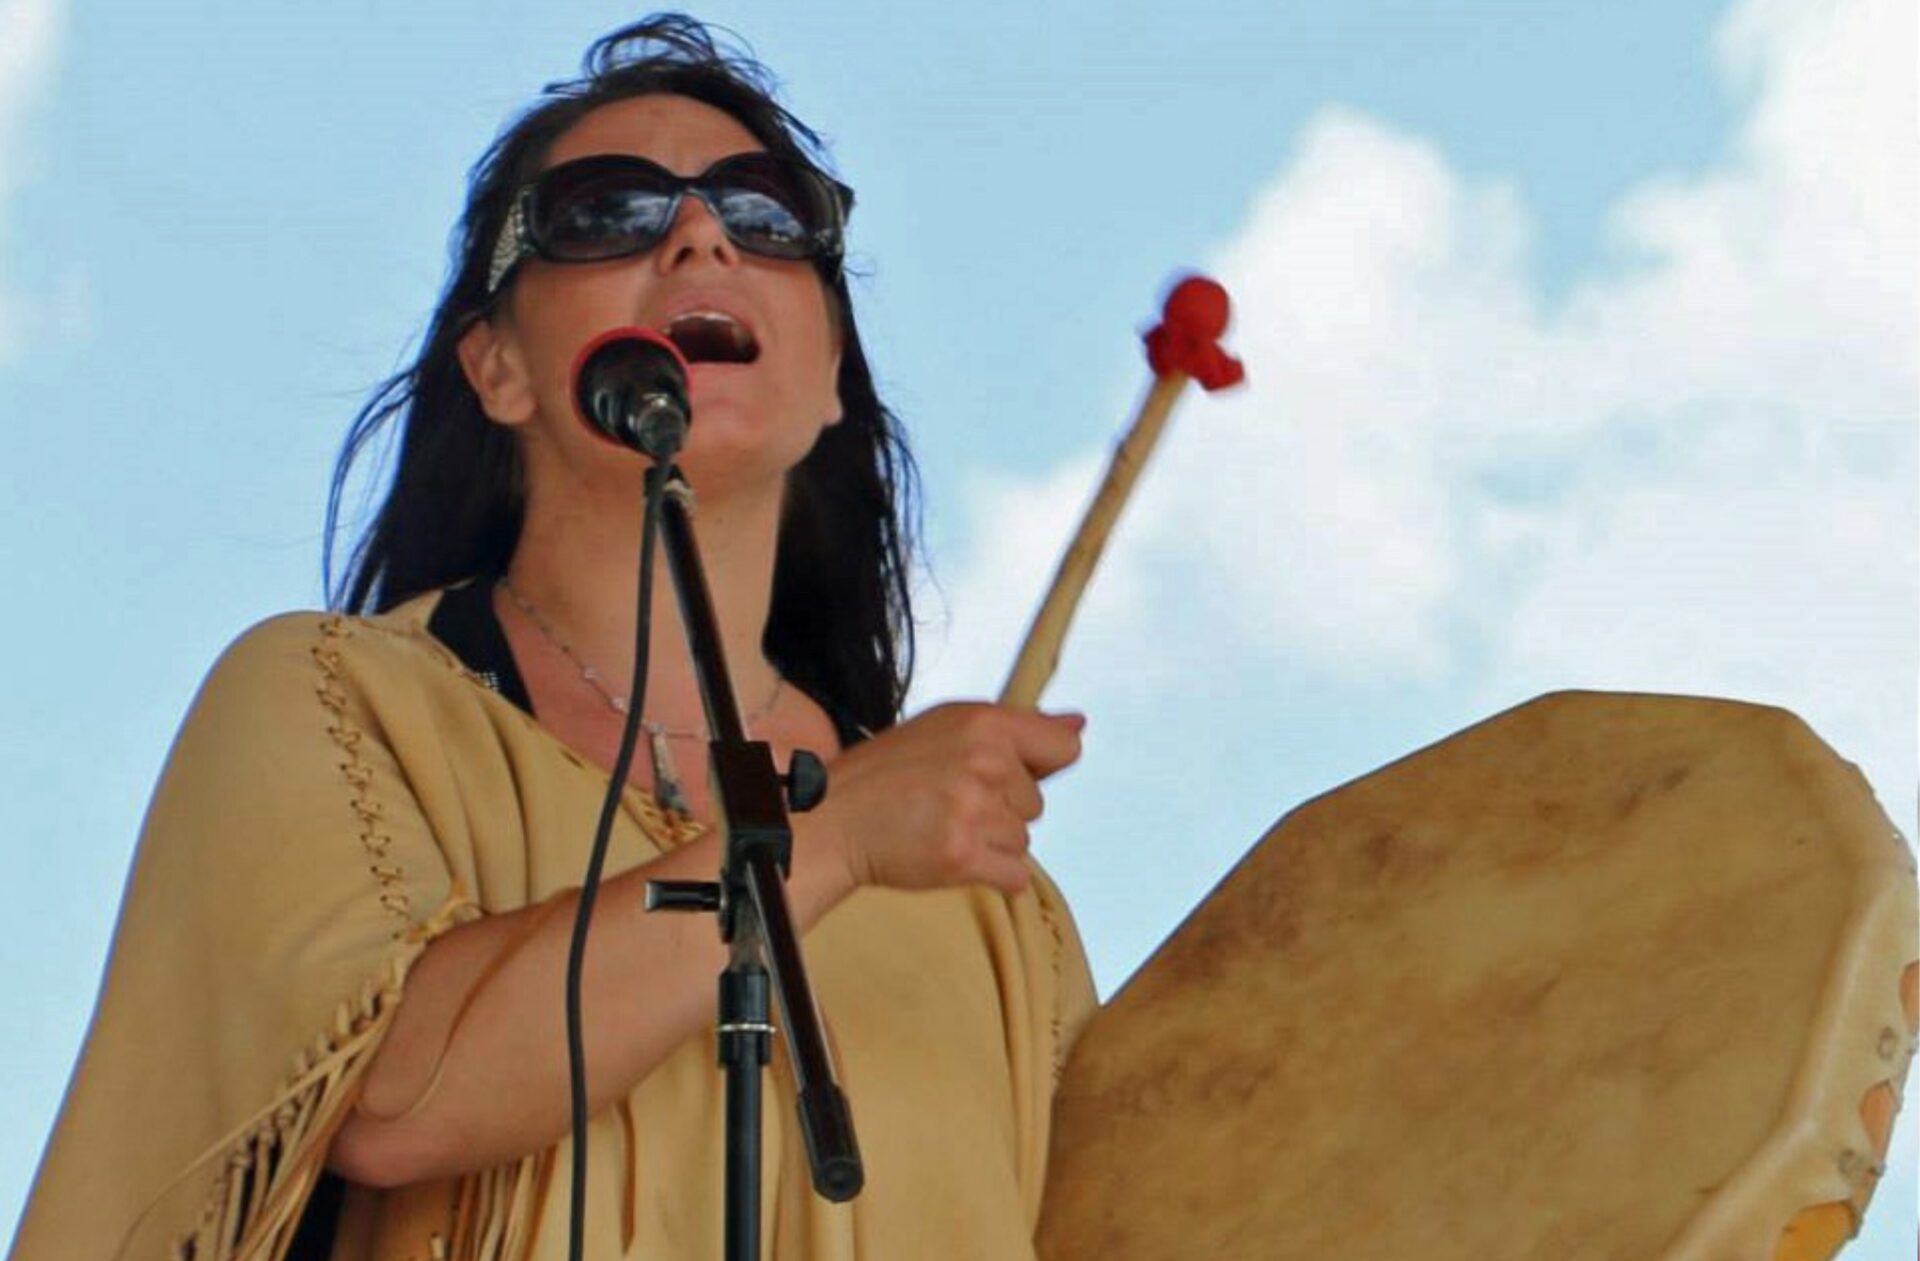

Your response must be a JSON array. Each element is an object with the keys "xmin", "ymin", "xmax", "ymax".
[
  {"xmin": 1030, "ymin": 868, "xmax": 1070, "ymax": 1086},
  {"xmin": 313, "ymin": 616, "xmax": 412, "ymax": 927},
  {"xmin": 358, "ymin": 600, "xmax": 712, "ymax": 857},
  {"xmin": 626, "ymin": 790, "xmax": 710, "ymax": 853}
]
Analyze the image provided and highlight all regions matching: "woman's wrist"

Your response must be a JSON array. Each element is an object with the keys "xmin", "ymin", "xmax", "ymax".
[{"xmin": 792, "ymin": 804, "xmax": 863, "ymax": 911}]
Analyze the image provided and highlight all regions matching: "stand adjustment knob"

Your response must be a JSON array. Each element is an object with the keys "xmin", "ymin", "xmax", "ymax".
[{"xmin": 784, "ymin": 750, "xmax": 828, "ymax": 812}]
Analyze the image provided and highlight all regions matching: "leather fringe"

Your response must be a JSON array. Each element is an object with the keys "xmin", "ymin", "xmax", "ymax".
[{"xmin": 124, "ymin": 891, "xmax": 476, "ymax": 1261}]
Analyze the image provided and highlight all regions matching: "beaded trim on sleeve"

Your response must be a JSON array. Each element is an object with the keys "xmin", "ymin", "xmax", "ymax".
[{"xmin": 312, "ymin": 616, "xmax": 413, "ymax": 926}]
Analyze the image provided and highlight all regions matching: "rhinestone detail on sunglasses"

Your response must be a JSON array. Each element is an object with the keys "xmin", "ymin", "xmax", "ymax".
[
  {"xmin": 487, "ymin": 200, "xmax": 532, "ymax": 295},
  {"xmin": 485, "ymin": 152, "xmax": 851, "ymax": 295}
]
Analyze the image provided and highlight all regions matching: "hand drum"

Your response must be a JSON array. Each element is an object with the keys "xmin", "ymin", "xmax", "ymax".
[{"xmin": 1038, "ymin": 692, "xmax": 1917, "ymax": 1261}]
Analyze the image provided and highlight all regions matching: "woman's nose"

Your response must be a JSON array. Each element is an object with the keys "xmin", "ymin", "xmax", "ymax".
[{"xmin": 654, "ymin": 192, "xmax": 739, "ymax": 272}]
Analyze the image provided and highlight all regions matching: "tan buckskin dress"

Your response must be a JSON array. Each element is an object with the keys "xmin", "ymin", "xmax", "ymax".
[{"xmin": 10, "ymin": 594, "xmax": 1098, "ymax": 1261}]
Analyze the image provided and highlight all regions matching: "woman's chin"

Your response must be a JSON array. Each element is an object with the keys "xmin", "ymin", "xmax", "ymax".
[{"xmin": 671, "ymin": 428, "xmax": 802, "ymax": 503}]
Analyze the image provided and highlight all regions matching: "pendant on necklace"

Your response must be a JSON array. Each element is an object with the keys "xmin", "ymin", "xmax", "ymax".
[{"xmin": 647, "ymin": 725, "xmax": 693, "ymax": 816}]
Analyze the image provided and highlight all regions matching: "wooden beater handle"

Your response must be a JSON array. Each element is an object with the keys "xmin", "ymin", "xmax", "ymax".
[{"xmin": 998, "ymin": 275, "xmax": 1244, "ymax": 710}]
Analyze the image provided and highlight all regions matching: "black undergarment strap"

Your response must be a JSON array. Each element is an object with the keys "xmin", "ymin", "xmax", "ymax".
[
  {"xmin": 428, "ymin": 578, "xmax": 536, "ymax": 716},
  {"xmin": 818, "ymin": 694, "xmax": 869, "ymax": 751}
]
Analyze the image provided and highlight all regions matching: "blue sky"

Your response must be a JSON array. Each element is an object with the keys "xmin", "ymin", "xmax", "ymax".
[{"xmin": 2, "ymin": 0, "xmax": 1913, "ymax": 1254}]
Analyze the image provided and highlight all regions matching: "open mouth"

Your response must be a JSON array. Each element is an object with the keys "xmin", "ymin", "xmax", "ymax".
[{"xmin": 662, "ymin": 311, "xmax": 761, "ymax": 365}]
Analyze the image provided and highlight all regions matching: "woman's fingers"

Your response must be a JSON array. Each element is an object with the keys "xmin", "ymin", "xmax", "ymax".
[
  {"xmin": 825, "ymin": 701, "xmax": 1083, "ymax": 895},
  {"xmin": 1005, "ymin": 709, "xmax": 1086, "ymax": 779},
  {"xmin": 979, "ymin": 710, "xmax": 1075, "ymax": 824},
  {"xmin": 1005, "ymin": 775, "xmax": 1044, "ymax": 824},
  {"xmin": 957, "ymin": 741, "xmax": 1046, "ymax": 824},
  {"xmin": 977, "ymin": 851, "xmax": 1033, "ymax": 895}
]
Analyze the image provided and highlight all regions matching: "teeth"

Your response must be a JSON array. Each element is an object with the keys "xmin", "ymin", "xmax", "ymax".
[
  {"xmin": 666, "ymin": 309, "xmax": 743, "ymax": 332},
  {"xmin": 662, "ymin": 309, "xmax": 759, "ymax": 364},
  {"xmin": 664, "ymin": 311, "xmax": 752, "ymax": 345}
]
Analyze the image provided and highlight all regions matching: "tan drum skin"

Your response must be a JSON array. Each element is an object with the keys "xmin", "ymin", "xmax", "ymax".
[{"xmin": 1037, "ymin": 692, "xmax": 1916, "ymax": 1261}]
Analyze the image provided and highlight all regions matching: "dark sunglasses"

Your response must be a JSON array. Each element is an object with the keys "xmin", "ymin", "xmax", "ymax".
[{"xmin": 485, "ymin": 151, "xmax": 854, "ymax": 294}]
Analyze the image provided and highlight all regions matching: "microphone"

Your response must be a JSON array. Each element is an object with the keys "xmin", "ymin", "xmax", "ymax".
[{"xmin": 571, "ymin": 327, "xmax": 692, "ymax": 461}]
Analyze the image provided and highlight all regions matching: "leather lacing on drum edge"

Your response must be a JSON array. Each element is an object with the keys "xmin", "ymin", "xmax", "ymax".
[{"xmin": 1771, "ymin": 955, "xmax": 1920, "ymax": 1261}]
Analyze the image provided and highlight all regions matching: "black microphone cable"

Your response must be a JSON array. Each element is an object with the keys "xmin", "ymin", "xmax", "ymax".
[{"xmin": 564, "ymin": 459, "xmax": 670, "ymax": 1261}]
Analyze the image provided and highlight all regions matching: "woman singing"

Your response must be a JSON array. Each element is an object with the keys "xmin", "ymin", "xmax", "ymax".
[{"xmin": 13, "ymin": 15, "xmax": 1095, "ymax": 1260}]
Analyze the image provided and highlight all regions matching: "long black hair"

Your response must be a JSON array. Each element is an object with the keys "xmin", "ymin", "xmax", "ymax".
[{"xmin": 324, "ymin": 15, "xmax": 919, "ymax": 733}]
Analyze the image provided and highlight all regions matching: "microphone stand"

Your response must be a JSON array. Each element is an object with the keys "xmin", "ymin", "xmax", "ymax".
[{"xmin": 642, "ymin": 471, "xmax": 864, "ymax": 1261}]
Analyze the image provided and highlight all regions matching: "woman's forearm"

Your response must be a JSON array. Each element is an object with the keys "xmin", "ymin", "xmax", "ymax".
[{"xmin": 327, "ymin": 816, "xmax": 857, "ymax": 1188}]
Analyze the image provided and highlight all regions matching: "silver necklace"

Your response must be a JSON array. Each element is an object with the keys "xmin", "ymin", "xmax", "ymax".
[{"xmin": 498, "ymin": 578, "xmax": 784, "ymax": 814}]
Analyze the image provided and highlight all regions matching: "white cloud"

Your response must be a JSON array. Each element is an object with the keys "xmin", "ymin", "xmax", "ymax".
[
  {"xmin": 0, "ymin": 0, "xmax": 65, "ymax": 360},
  {"xmin": 1488, "ymin": 0, "xmax": 1917, "ymax": 812}
]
